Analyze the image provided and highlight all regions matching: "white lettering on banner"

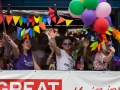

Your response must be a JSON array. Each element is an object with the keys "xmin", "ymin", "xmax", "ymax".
[
  {"xmin": 0, "ymin": 82, "xmax": 8, "ymax": 90},
  {"xmin": 24, "ymin": 82, "xmax": 34, "ymax": 90},
  {"xmin": 10, "ymin": 82, "xmax": 22, "ymax": 90},
  {"xmin": 48, "ymin": 82, "xmax": 59, "ymax": 90},
  {"xmin": 38, "ymin": 82, "xmax": 47, "ymax": 90},
  {"xmin": 0, "ymin": 79, "xmax": 62, "ymax": 90}
]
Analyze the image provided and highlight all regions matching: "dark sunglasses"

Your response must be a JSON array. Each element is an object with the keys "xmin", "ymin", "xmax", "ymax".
[
  {"xmin": 63, "ymin": 42, "xmax": 72, "ymax": 45},
  {"xmin": 106, "ymin": 44, "xmax": 114, "ymax": 47}
]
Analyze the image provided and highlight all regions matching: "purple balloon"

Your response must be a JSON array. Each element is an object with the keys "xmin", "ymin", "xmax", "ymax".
[
  {"xmin": 105, "ymin": 16, "xmax": 111, "ymax": 24},
  {"xmin": 99, "ymin": 0, "xmax": 106, "ymax": 3},
  {"xmin": 81, "ymin": 10, "xmax": 97, "ymax": 27}
]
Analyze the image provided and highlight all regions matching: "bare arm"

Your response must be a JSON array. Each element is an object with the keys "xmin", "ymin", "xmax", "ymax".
[
  {"xmin": 32, "ymin": 55, "xmax": 41, "ymax": 70},
  {"xmin": 48, "ymin": 30, "xmax": 61, "ymax": 56},
  {"xmin": 103, "ymin": 46, "xmax": 115, "ymax": 63},
  {"xmin": 37, "ymin": 58, "xmax": 42, "ymax": 67},
  {"xmin": 3, "ymin": 32, "xmax": 19, "ymax": 58},
  {"xmin": 46, "ymin": 51, "xmax": 54, "ymax": 65}
]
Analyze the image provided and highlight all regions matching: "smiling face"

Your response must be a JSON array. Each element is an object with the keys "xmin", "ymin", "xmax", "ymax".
[
  {"xmin": 22, "ymin": 39, "xmax": 31, "ymax": 51},
  {"xmin": 62, "ymin": 39, "xmax": 72, "ymax": 51}
]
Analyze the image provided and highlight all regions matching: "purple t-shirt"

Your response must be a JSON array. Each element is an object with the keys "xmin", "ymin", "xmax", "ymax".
[{"xmin": 12, "ymin": 52, "xmax": 34, "ymax": 70}]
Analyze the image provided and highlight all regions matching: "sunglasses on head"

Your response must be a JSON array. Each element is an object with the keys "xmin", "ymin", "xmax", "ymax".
[
  {"xmin": 106, "ymin": 44, "xmax": 114, "ymax": 47},
  {"xmin": 63, "ymin": 42, "xmax": 72, "ymax": 45}
]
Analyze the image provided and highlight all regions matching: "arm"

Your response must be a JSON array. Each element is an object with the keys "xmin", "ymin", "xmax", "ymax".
[
  {"xmin": 32, "ymin": 55, "xmax": 41, "ymax": 70},
  {"xmin": 37, "ymin": 58, "xmax": 42, "ymax": 67},
  {"xmin": 48, "ymin": 30, "xmax": 61, "ymax": 56},
  {"xmin": 3, "ymin": 32, "xmax": 19, "ymax": 58},
  {"xmin": 46, "ymin": 51, "xmax": 54, "ymax": 65},
  {"xmin": 103, "ymin": 46, "xmax": 115, "ymax": 63}
]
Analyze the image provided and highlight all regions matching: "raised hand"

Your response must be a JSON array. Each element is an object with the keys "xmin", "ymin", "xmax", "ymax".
[
  {"xmin": 48, "ymin": 29, "xmax": 56, "ymax": 39},
  {"xmin": 83, "ymin": 38, "xmax": 89, "ymax": 48},
  {"xmin": 3, "ymin": 32, "xmax": 11, "ymax": 42},
  {"xmin": 109, "ymin": 46, "xmax": 115, "ymax": 53}
]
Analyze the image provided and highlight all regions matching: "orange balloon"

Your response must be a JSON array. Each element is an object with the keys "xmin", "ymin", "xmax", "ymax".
[{"xmin": 94, "ymin": 18, "xmax": 109, "ymax": 33}]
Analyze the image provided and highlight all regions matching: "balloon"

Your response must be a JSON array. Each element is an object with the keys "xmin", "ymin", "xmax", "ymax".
[
  {"xmin": 69, "ymin": 0, "xmax": 84, "ymax": 15},
  {"xmin": 99, "ymin": 0, "xmax": 106, "ymax": 3},
  {"xmin": 84, "ymin": 0, "xmax": 99, "ymax": 10},
  {"xmin": 68, "ymin": 9, "xmax": 81, "ymax": 18},
  {"xmin": 105, "ymin": 16, "xmax": 111, "ymax": 24},
  {"xmin": 81, "ymin": 10, "xmax": 97, "ymax": 27},
  {"xmin": 96, "ymin": 2, "xmax": 111, "ymax": 17},
  {"xmin": 94, "ymin": 18, "xmax": 109, "ymax": 33}
]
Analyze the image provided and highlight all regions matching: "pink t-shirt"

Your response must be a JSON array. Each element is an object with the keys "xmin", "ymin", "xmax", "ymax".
[{"xmin": 93, "ymin": 52, "xmax": 108, "ymax": 70}]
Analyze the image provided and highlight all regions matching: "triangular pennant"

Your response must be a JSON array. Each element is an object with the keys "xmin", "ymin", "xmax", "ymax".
[
  {"xmin": 42, "ymin": 17, "xmax": 47, "ymax": 24},
  {"xmin": 13, "ymin": 16, "xmax": 20, "ymax": 25},
  {"xmin": 5, "ymin": 15, "xmax": 13, "ymax": 25},
  {"xmin": 25, "ymin": 28, "xmax": 30, "ymax": 34},
  {"xmin": 66, "ymin": 20, "xmax": 73, "ymax": 26},
  {"xmin": 91, "ymin": 44, "xmax": 98, "ymax": 51},
  {"xmin": 26, "ymin": 34, "xmax": 30, "ymax": 39},
  {"xmin": 21, "ymin": 28, "xmax": 25, "ymax": 36},
  {"xmin": 34, "ymin": 16, "xmax": 40, "ymax": 23},
  {"xmin": 105, "ymin": 30, "xmax": 111, "ymax": 35},
  {"xmin": 32, "ymin": 20, "xmax": 35, "ymax": 26},
  {"xmin": 27, "ymin": 21, "xmax": 30, "ymax": 26},
  {"xmin": 48, "ymin": 7, "xmax": 54, "ymax": 17},
  {"xmin": 28, "ymin": 16, "xmax": 34, "ymax": 23},
  {"xmin": 90, "ymin": 41, "xmax": 98, "ymax": 48},
  {"xmin": 47, "ymin": 17, "xmax": 51, "ymax": 25},
  {"xmin": 51, "ymin": 16, "xmax": 56, "ymax": 23},
  {"xmin": 29, "ymin": 28, "xmax": 33, "ymax": 38},
  {"xmin": 101, "ymin": 40, "xmax": 106, "ymax": 49},
  {"xmin": 22, "ymin": 16, "xmax": 28, "ymax": 24},
  {"xmin": 101, "ymin": 33, "xmax": 107, "ymax": 42},
  {"xmin": 19, "ymin": 16, "xmax": 23, "ymax": 26},
  {"xmin": 0, "ymin": 14, "xmax": 3, "ymax": 24},
  {"xmin": 33, "ymin": 26, "xmax": 40, "ymax": 33},
  {"xmin": 23, "ymin": 34, "xmax": 26, "ymax": 39},
  {"xmin": 39, "ymin": 22, "xmax": 46, "ymax": 30},
  {"xmin": 32, "ymin": 29, "xmax": 35, "ymax": 37},
  {"xmin": 39, "ymin": 16, "xmax": 42, "ymax": 23},
  {"xmin": 57, "ymin": 17, "xmax": 65, "ymax": 24},
  {"xmin": 108, "ymin": 26, "xmax": 114, "ymax": 32},
  {"xmin": 17, "ymin": 27, "xmax": 22, "ymax": 38}
]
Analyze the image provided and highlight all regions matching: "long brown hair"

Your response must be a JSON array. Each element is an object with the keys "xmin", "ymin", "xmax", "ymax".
[{"xmin": 18, "ymin": 38, "xmax": 32, "ymax": 53}]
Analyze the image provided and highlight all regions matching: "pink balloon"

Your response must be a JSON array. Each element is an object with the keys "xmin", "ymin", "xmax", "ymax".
[
  {"xmin": 95, "ymin": 2, "xmax": 111, "ymax": 18},
  {"xmin": 68, "ymin": 9, "xmax": 81, "ymax": 18}
]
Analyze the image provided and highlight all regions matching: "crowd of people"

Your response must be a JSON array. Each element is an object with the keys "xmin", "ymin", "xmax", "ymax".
[{"xmin": 0, "ymin": 25, "xmax": 117, "ymax": 71}]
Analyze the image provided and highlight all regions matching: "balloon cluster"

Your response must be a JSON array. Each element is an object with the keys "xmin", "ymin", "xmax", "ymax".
[{"xmin": 68, "ymin": 0, "xmax": 112, "ymax": 34}]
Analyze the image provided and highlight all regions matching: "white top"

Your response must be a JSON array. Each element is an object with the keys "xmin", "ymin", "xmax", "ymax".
[{"xmin": 56, "ymin": 49, "xmax": 74, "ymax": 70}]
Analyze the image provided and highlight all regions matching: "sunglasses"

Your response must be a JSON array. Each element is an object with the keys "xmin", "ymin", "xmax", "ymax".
[
  {"xmin": 106, "ymin": 44, "xmax": 114, "ymax": 47},
  {"xmin": 63, "ymin": 42, "xmax": 72, "ymax": 45}
]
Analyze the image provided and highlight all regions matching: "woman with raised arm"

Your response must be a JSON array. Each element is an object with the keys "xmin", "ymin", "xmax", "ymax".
[{"xmin": 3, "ymin": 32, "xmax": 40, "ymax": 70}]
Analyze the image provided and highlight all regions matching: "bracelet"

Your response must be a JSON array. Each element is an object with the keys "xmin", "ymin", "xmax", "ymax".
[
  {"xmin": 109, "ymin": 53, "xmax": 114, "ymax": 57},
  {"xmin": 49, "ymin": 39, "xmax": 55, "ymax": 42}
]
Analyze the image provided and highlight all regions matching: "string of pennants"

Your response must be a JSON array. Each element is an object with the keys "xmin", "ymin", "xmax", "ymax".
[{"xmin": 0, "ymin": 7, "xmax": 73, "ymax": 39}]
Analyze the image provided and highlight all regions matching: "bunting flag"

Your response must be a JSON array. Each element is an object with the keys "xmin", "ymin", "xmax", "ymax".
[
  {"xmin": 90, "ymin": 41, "xmax": 98, "ymax": 48},
  {"xmin": 22, "ymin": 16, "xmax": 28, "ymax": 24},
  {"xmin": 29, "ymin": 28, "xmax": 33, "ymax": 38},
  {"xmin": 101, "ymin": 33, "xmax": 107, "ymax": 42},
  {"xmin": 66, "ymin": 20, "xmax": 73, "ymax": 26},
  {"xmin": 39, "ymin": 16, "xmax": 42, "ymax": 23},
  {"xmin": 91, "ymin": 44, "xmax": 98, "ymax": 51},
  {"xmin": 17, "ymin": 27, "xmax": 22, "ymax": 38},
  {"xmin": 13, "ymin": 16, "xmax": 20, "ymax": 25},
  {"xmin": 26, "ymin": 33, "xmax": 29, "ymax": 39},
  {"xmin": 27, "ymin": 21, "xmax": 30, "ymax": 26},
  {"xmin": 47, "ymin": 17, "xmax": 51, "ymax": 25},
  {"xmin": 34, "ymin": 16, "xmax": 40, "ymax": 23},
  {"xmin": 33, "ymin": 26, "xmax": 40, "ymax": 33},
  {"xmin": 5, "ymin": 15, "xmax": 13, "ymax": 25},
  {"xmin": 0, "ymin": 14, "xmax": 2, "ymax": 24},
  {"xmin": 39, "ymin": 22, "xmax": 46, "ymax": 30},
  {"xmin": 21, "ymin": 28, "xmax": 25, "ymax": 36},
  {"xmin": 108, "ymin": 26, "xmax": 114, "ymax": 32},
  {"xmin": 105, "ymin": 30, "xmax": 111, "ymax": 35},
  {"xmin": 42, "ymin": 17, "xmax": 47, "ymax": 24},
  {"xmin": 57, "ymin": 17, "xmax": 65, "ymax": 24},
  {"xmin": 25, "ymin": 28, "xmax": 30, "ymax": 34},
  {"xmin": 28, "ymin": 16, "xmax": 34, "ymax": 23},
  {"xmin": 98, "ymin": 43, "xmax": 101, "ymax": 52},
  {"xmin": 48, "ymin": 7, "xmax": 54, "ymax": 17},
  {"xmin": 32, "ymin": 29, "xmax": 35, "ymax": 37},
  {"xmin": 51, "ymin": 16, "xmax": 56, "ymax": 23},
  {"xmin": 19, "ymin": 16, "xmax": 23, "ymax": 26},
  {"xmin": 32, "ymin": 19, "xmax": 35, "ymax": 26}
]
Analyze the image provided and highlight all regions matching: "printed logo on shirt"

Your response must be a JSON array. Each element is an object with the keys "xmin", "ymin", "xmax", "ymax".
[{"xmin": 24, "ymin": 57, "xmax": 33, "ymax": 67}]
